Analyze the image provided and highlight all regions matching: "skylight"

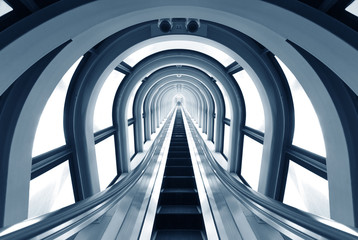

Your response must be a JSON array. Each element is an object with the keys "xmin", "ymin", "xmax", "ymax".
[
  {"xmin": 346, "ymin": 0, "xmax": 358, "ymax": 17},
  {"xmin": 124, "ymin": 40, "xmax": 235, "ymax": 67},
  {"xmin": 0, "ymin": 0, "xmax": 12, "ymax": 17}
]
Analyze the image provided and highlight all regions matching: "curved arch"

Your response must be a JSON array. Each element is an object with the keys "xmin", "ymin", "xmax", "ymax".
[
  {"xmin": 157, "ymin": 84, "xmax": 202, "ymax": 121},
  {"xmin": 156, "ymin": 83, "xmax": 208, "ymax": 128},
  {"xmin": 113, "ymin": 55, "xmax": 232, "ymax": 172},
  {"xmin": 154, "ymin": 77, "xmax": 213, "ymax": 138},
  {"xmin": 145, "ymin": 81, "xmax": 206, "ymax": 138},
  {"xmin": 0, "ymin": 4, "xmax": 357, "ymax": 225},
  {"xmin": 132, "ymin": 66, "xmax": 216, "ymax": 149},
  {"xmin": 155, "ymin": 84, "xmax": 204, "ymax": 129},
  {"xmin": 0, "ymin": 21, "xmax": 290, "ymax": 224},
  {"xmin": 142, "ymin": 82, "xmax": 207, "ymax": 142},
  {"xmin": 1, "ymin": 0, "xmax": 357, "ymax": 95},
  {"xmin": 142, "ymin": 84, "xmax": 199, "ymax": 141},
  {"xmin": 0, "ymin": 45, "xmax": 67, "ymax": 226}
]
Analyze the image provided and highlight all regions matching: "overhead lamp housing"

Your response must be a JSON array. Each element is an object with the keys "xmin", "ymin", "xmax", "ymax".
[
  {"xmin": 185, "ymin": 18, "xmax": 200, "ymax": 33},
  {"xmin": 158, "ymin": 18, "xmax": 173, "ymax": 33}
]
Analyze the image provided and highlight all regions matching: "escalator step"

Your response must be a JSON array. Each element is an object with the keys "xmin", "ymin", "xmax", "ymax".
[
  {"xmin": 162, "ymin": 176, "xmax": 196, "ymax": 188},
  {"xmin": 159, "ymin": 190, "xmax": 199, "ymax": 205},
  {"xmin": 169, "ymin": 146, "xmax": 189, "ymax": 151},
  {"xmin": 161, "ymin": 188, "xmax": 197, "ymax": 193},
  {"xmin": 172, "ymin": 134, "xmax": 186, "ymax": 137},
  {"xmin": 155, "ymin": 211, "xmax": 204, "ymax": 229},
  {"xmin": 154, "ymin": 230, "xmax": 204, "ymax": 240},
  {"xmin": 170, "ymin": 141, "xmax": 188, "ymax": 145},
  {"xmin": 170, "ymin": 143, "xmax": 188, "ymax": 146},
  {"xmin": 157, "ymin": 205, "xmax": 201, "ymax": 214},
  {"xmin": 166, "ymin": 159, "xmax": 192, "ymax": 166},
  {"xmin": 169, "ymin": 142, "xmax": 188, "ymax": 147},
  {"xmin": 167, "ymin": 152, "xmax": 191, "ymax": 158},
  {"xmin": 165, "ymin": 166, "xmax": 194, "ymax": 176}
]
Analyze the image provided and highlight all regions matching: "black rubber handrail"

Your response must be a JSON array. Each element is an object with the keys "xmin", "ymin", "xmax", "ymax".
[
  {"xmin": 186, "ymin": 111, "xmax": 358, "ymax": 240},
  {"xmin": 0, "ymin": 111, "xmax": 174, "ymax": 240}
]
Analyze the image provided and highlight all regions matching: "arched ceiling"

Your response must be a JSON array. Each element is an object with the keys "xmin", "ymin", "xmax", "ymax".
[{"xmin": 1, "ymin": 0, "xmax": 358, "ymax": 228}]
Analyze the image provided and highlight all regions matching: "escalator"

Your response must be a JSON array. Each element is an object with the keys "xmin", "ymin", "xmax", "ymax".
[
  {"xmin": 151, "ymin": 108, "xmax": 206, "ymax": 239},
  {"xmin": 1, "ymin": 107, "xmax": 358, "ymax": 240}
]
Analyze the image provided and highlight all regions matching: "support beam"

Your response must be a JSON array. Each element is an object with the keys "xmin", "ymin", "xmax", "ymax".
[
  {"xmin": 31, "ymin": 146, "xmax": 72, "ymax": 179},
  {"xmin": 115, "ymin": 61, "xmax": 132, "ymax": 75},
  {"xmin": 64, "ymin": 53, "xmax": 101, "ymax": 201},
  {"xmin": 0, "ymin": 43, "xmax": 67, "ymax": 227},
  {"xmin": 290, "ymin": 41, "xmax": 358, "ymax": 226},
  {"xmin": 226, "ymin": 61, "xmax": 243, "ymax": 75}
]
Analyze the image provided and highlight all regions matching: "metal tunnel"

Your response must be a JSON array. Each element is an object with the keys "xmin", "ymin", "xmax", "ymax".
[{"xmin": 0, "ymin": 0, "xmax": 358, "ymax": 239}]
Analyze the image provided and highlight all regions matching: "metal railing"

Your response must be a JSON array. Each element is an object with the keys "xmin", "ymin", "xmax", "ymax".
[
  {"xmin": 187, "ymin": 112, "xmax": 358, "ymax": 240},
  {"xmin": 0, "ymin": 112, "xmax": 174, "ymax": 240}
]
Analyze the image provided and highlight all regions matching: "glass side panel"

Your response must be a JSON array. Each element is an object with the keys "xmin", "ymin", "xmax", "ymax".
[
  {"xmin": 241, "ymin": 136, "xmax": 263, "ymax": 191},
  {"xmin": 95, "ymin": 136, "xmax": 117, "ymax": 191},
  {"xmin": 233, "ymin": 71, "xmax": 265, "ymax": 132},
  {"xmin": 223, "ymin": 123, "xmax": 230, "ymax": 159},
  {"xmin": 128, "ymin": 124, "xmax": 135, "ymax": 158},
  {"xmin": 213, "ymin": 114, "xmax": 216, "ymax": 143},
  {"xmin": 93, "ymin": 71, "xmax": 125, "ymax": 132},
  {"xmin": 284, "ymin": 161, "xmax": 330, "ymax": 218},
  {"xmin": 216, "ymin": 81, "xmax": 231, "ymax": 119},
  {"xmin": 142, "ymin": 115, "xmax": 145, "ymax": 143},
  {"xmin": 126, "ymin": 81, "xmax": 141, "ymax": 119},
  {"xmin": 124, "ymin": 40, "xmax": 234, "ymax": 67},
  {"xmin": 32, "ymin": 58, "xmax": 82, "ymax": 157},
  {"xmin": 276, "ymin": 57, "xmax": 326, "ymax": 157},
  {"xmin": 28, "ymin": 161, "xmax": 74, "ymax": 218},
  {"xmin": 346, "ymin": 0, "xmax": 358, "ymax": 17},
  {"xmin": 0, "ymin": 0, "xmax": 12, "ymax": 17}
]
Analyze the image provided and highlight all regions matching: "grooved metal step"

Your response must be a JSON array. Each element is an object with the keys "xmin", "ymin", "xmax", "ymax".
[
  {"xmin": 165, "ymin": 159, "xmax": 192, "ymax": 166},
  {"xmin": 152, "ymin": 109, "xmax": 206, "ymax": 239},
  {"xmin": 154, "ymin": 230, "xmax": 205, "ymax": 240},
  {"xmin": 164, "ymin": 166, "xmax": 194, "ymax": 176}
]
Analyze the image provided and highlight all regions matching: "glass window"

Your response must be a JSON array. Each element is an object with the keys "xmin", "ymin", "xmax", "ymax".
[
  {"xmin": 28, "ymin": 161, "xmax": 74, "ymax": 218},
  {"xmin": 276, "ymin": 57, "xmax": 326, "ymax": 157},
  {"xmin": 284, "ymin": 161, "xmax": 330, "ymax": 218},
  {"xmin": 0, "ymin": 0, "xmax": 12, "ymax": 17},
  {"xmin": 126, "ymin": 81, "xmax": 141, "ymax": 119},
  {"xmin": 346, "ymin": 0, "xmax": 358, "ymax": 17},
  {"xmin": 32, "ymin": 58, "xmax": 82, "ymax": 157},
  {"xmin": 213, "ymin": 113, "xmax": 216, "ymax": 143},
  {"xmin": 93, "ymin": 71, "xmax": 125, "ymax": 132},
  {"xmin": 128, "ymin": 124, "xmax": 135, "ymax": 158},
  {"xmin": 124, "ymin": 40, "xmax": 234, "ymax": 67},
  {"xmin": 216, "ymin": 81, "xmax": 231, "ymax": 119},
  {"xmin": 142, "ymin": 113, "xmax": 145, "ymax": 143},
  {"xmin": 223, "ymin": 124, "xmax": 230, "ymax": 159},
  {"xmin": 233, "ymin": 71, "xmax": 265, "ymax": 132},
  {"xmin": 240, "ymin": 136, "xmax": 263, "ymax": 191},
  {"xmin": 95, "ymin": 136, "xmax": 117, "ymax": 191}
]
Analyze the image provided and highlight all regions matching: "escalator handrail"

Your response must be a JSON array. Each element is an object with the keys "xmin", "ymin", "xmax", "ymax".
[
  {"xmin": 187, "ymin": 113, "xmax": 358, "ymax": 240},
  {"xmin": 0, "ymin": 111, "xmax": 174, "ymax": 240}
]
